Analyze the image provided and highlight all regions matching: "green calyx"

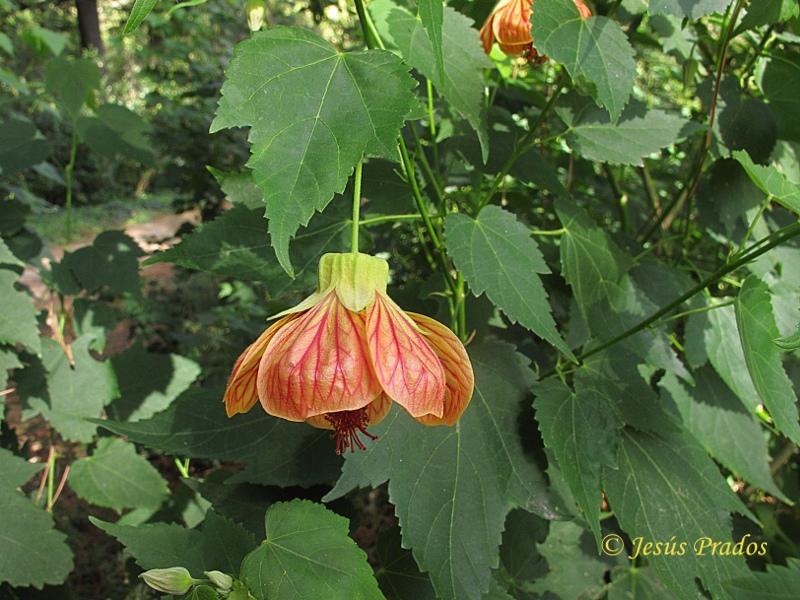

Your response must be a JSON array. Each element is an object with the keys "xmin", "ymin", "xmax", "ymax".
[
  {"xmin": 271, "ymin": 253, "xmax": 389, "ymax": 319},
  {"xmin": 318, "ymin": 252, "xmax": 388, "ymax": 311}
]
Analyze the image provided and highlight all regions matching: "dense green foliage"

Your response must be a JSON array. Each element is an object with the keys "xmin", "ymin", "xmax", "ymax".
[{"xmin": 2, "ymin": 0, "xmax": 800, "ymax": 598}]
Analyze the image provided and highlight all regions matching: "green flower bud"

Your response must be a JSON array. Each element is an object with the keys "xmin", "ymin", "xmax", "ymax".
[
  {"xmin": 244, "ymin": 0, "xmax": 266, "ymax": 31},
  {"xmin": 139, "ymin": 566, "xmax": 199, "ymax": 595},
  {"xmin": 204, "ymin": 570, "xmax": 233, "ymax": 592}
]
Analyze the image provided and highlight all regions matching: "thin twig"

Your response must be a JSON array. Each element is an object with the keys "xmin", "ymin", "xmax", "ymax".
[{"xmin": 47, "ymin": 464, "xmax": 70, "ymax": 513}]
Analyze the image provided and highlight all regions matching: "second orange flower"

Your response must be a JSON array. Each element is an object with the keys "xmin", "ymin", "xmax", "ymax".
[{"xmin": 479, "ymin": 0, "xmax": 592, "ymax": 60}]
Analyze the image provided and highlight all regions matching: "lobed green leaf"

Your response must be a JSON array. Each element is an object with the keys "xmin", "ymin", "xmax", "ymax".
[
  {"xmin": 725, "ymin": 558, "xmax": 800, "ymax": 599},
  {"xmin": 44, "ymin": 57, "xmax": 101, "ymax": 119},
  {"xmin": 648, "ymin": 0, "xmax": 733, "ymax": 20},
  {"xmin": 445, "ymin": 205, "xmax": 573, "ymax": 359},
  {"xmin": 555, "ymin": 196, "xmax": 634, "ymax": 326},
  {"xmin": 240, "ymin": 500, "xmax": 383, "ymax": 600},
  {"xmin": 0, "ymin": 269, "xmax": 41, "ymax": 355},
  {"xmin": 660, "ymin": 369, "xmax": 788, "ymax": 502},
  {"xmin": 212, "ymin": 27, "xmax": 417, "ymax": 276},
  {"xmin": 375, "ymin": 526, "xmax": 437, "ymax": 600},
  {"xmin": 756, "ymin": 50, "xmax": 800, "ymax": 143},
  {"xmin": 532, "ymin": 0, "xmax": 636, "ymax": 121},
  {"xmin": 0, "ymin": 118, "xmax": 52, "ymax": 178},
  {"xmin": 526, "ymin": 521, "xmax": 614, "ymax": 598},
  {"xmin": 417, "ymin": 0, "xmax": 444, "ymax": 85},
  {"xmin": 556, "ymin": 95, "xmax": 691, "ymax": 166},
  {"xmin": 69, "ymin": 438, "xmax": 170, "ymax": 512},
  {"xmin": 107, "ymin": 342, "xmax": 201, "ymax": 422},
  {"xmin": 76, "ymin": 104, "xmax": 156, "ymax": 166},
  {"xmin": 738, "ymin": 0, "xmax": 800, "ymax": 32},
  {"xmin": 144, "ymin": 202, "xmax": 349, "ymax": 297},
  {"xmin": 21, "ymin": 335, "xmax": 118, "ymax": 442}
]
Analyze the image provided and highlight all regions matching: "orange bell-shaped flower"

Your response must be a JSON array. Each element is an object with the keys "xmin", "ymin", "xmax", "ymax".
[
  {"xmin": 224, "ymin": 253, "xmax": 474, "ymax": 453},
  {"xmin": 479, "ymin": 0, "xmax": 592, "ymax": 60}
]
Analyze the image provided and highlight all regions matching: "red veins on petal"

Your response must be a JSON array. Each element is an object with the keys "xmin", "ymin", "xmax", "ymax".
[
  {"xmin": 223, "ymin": 314, "xmax": 297, "ymax": 417},
  {"xmin": 408, "ymin": 313, "xmax": 475, "ymax": 426},
  {"xmin": 361, "ymin": 392, "xmax": 393, "ymax": 426},
  {"xmin": 494, "ymin": 0, "xmax": 532, "ymax": 53},
  {"xmin": 365, "ymin": 293, "xmax": 445, "ymax": 419},
  {"xmin": 257, "ymin": 291, "xmax": 382, "ymax": 422},
  {"xmin": 480, "ymin": 0, "xmax": 535, "ymax": 56}
]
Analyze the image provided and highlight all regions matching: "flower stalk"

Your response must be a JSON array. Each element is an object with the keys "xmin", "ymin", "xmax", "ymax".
[{"xmin": 352, "ymin": 160, "xmax": 363, "ymax": 254}]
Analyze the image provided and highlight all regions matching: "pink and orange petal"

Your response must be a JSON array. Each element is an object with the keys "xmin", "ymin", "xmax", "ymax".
[
  {"xmin": 257, "ymin": 291, "xmax": 382, "ymax": 422},
  {"xmin": 366, "ymin": 293, "xmax": 446, "ymax": 420},
  {"xmin": 409, "ymin": 313, "xmax": 474, "ymax": 426},
  {"xmin": 223, "ymin": 314, "xmax": 298, "ymax": 417}
]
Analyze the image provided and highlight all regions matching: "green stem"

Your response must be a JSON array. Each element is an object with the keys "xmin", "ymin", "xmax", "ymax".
[
  {"xmin": 410, "ymin": 122, "xmax": 445, "ymax": 208},
  {"xmin": 398, "ymin": 137, "xmax": 456, "ymax": 288},
  {"xmin": 354, "ymin": 0, "xmax": 459, "ymax": 318},
  {"xmin": 425, "ymin": 78, "xmax": 440, "ymax": 177},
  {"xmin": 352, "ymin": 161, "xmax": 363, "ymax": 253},
  {"xmin": 646, "ymin": 299, "xmax": 734, "ymax": 331},
  {"xmin": 175, "ymin": 458, "xmax": 191, "ymax": 478},
  {"xmin": 478, "ymin": 72, "xmax": 565, "ymax": 212},
  {"xmin": 575, "ymin": 221, "xmax": 800, "ymax": 364},
  {"xmin": 603, "ymin": 165, "xmax": 629, "ymax": 233},
  {"xmin": 733, "ymin": 196, "xmax": 770, "ymax": 258},
  {"xmin": 426, "ymin": 78, "xmax": 437, "ymax": 139},
  {"xmin": 425, "ymin": 77, "xmax": 436, "ymax": 141},
  {"xmin": 46, "ymin": 449, "xmax": 56, "ymax": 511},
  {"xmin": 531, "ymin": 227, "xmax": 565, "ymax": 236},
  {"xmin": 730, "ymin": 218, "xmax": 790, "ymax": 262},
  {"xmin": 64, "ymin": 127, "xmax": 80, "ymax": 252},
  {"xmin": 739, "ymin": 25, "xmax": 775, "ymax": 78},
  {"xmin": 354, "ymin": 0, "xmax": 385, "ymax": 50},
  {"xmin": 638, "ymin": 162, "xmax": 662, "ymax": 234},
  {"xmin": 359, "ymin": 213, "xmax": 423, "ymax": 226},
  {"xmin": 455, "ymin": 271, "xmax": 467, "ymax": 341}
]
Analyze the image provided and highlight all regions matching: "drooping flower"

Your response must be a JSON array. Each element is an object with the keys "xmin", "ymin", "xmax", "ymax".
[
  {"xmin": 479, "ymin": 0, "xmax": 592, "ymax": 59},
  {"xmin": 224, "ymin": 253, "xmax": 474, "ymax": 454}
]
